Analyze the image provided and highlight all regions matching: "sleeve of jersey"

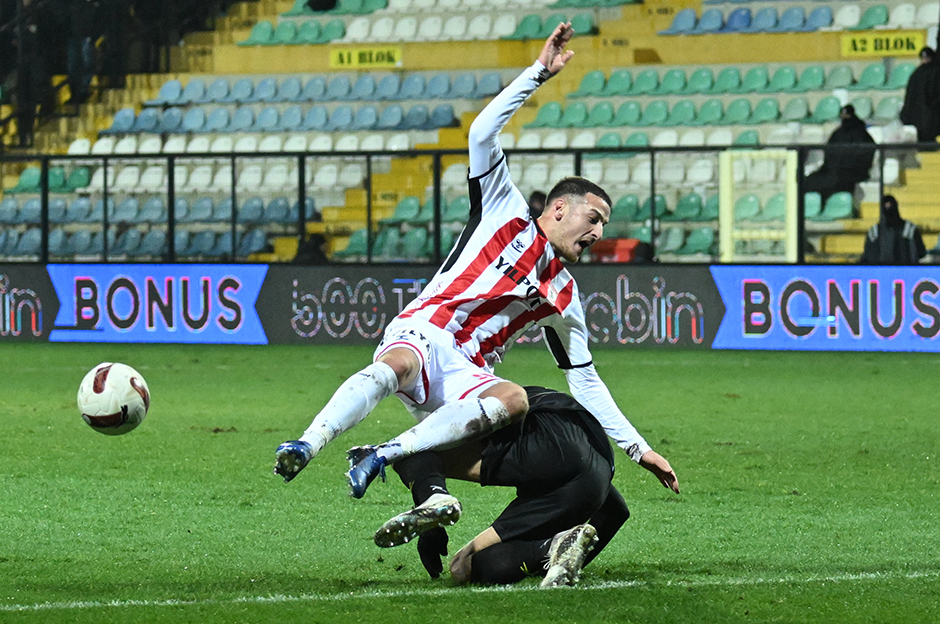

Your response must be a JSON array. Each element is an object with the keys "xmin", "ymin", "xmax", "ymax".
[
  {"xmin": 468, "ymin": 61, "xmax": 553, "ymax": 178},
  {"xmin": 564, "ymin": 365, "xmax": 652, "ymax": 463},
  {"xmin": 541, "ymin": 301, "xmax": 653, "ymax": 463}
]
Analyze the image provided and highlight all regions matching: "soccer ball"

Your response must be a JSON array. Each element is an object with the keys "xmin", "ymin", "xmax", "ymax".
[{"xmin": 77, "ymin": 362, "xmax": 151, "ymax": 435}]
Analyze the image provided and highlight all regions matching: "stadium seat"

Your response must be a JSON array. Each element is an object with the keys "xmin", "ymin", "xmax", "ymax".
[
  {"xmin": 683, "ymin": 68, "xmax": 714, "ymax": 94},
  {"xmin": 734, "ymin": 194, "xmax": 761, "ymax": 221},
  {"xmin": 721, "ymin": 98, "xmax": 751, "ymax": 124},
  {"xmin": 275, "ymin": 77, "xmax": 303, "ymax": 102},
  {"xmin": 179, "ymin": 80, "xmax": 208, "ymax": 104},
  {"xmin": 490, "ymin": 14, "xmax": 516, "ymax": 39},
  {"xmin": 239, "ymin": 21, "xmax": 275, "ymax": 45},
  {"xmin": 676, "ymin": 227, "xmax": 715, "ymax": 255},
  {"xmin": 571, "ymin": 70, "xmax": 606, "ymax": 98},
  {"xmin": 138, "ymin": 230, "xmax": 167, "ymax": 257},
  {"xmin": 709, "ymin": 67, "xmax": 741, "ymax": 94},
  {"xmin": 690, "ymin": 9, "xmax": 723, "ymax": 34},
  {"xmin": 295, "ymin": 21, "xmax": 322, "ymax": 44},
  {"xmin": 883, "ymin": 63, "xmax": 916, "ymax": 90},
  {"xmin": 663, "ymin": 100, "xmax": 696, "ymax": 126},
  {"xmin": 600, "ymin": 69, "xmax": 631, "ymax": 96},
  {"xmin": 734, "ymin": 130, "xmax": 760, "ymax": 146},
  {"xmin": 830, "ymin": 5, "xmax": 861, "ymax": 30},
  {"xmin": 735, "ymin": 67, "xmax": 769, "ymax": 93},
  {"xmin": 399, "ymin": 74, "xmax": 427, "ymax": 99},
  {"xmin": 664, "ymin": 192, "xmax": 704, "ymax": 221},
  {"xmin": 741, "ymin": 7, "xmax": 777, "ymax": 33},
  {"xmin": 317, "ymin": 19, "xmax": 346, "ymax": 42},
  {"xmin": 916, "ymin": 2, "xmax": 940, "ymax": 27},
  {"xmin": 659, "ymin": 8, "xmax": 696, "ymax": 35},
  {"xmin": 782, "ymin": 97, "xmax": 809, "ymax": 122},
  {"xmin": 525, "ymin": 102, "xmax": 563, "ymax": 128},
  {"xmin": 271, "ymin": 20, "xmax": 299, "ymax": 44},
  {"xmin": 851, "ymin": 4, "xmax": 888, "ymax": 30},
  {"xmin": 654, "ymin": 69, "xmax": 687, "ymax": 95},
  {"xmin": 872, "ymin": 95, "xmax": 902, "ymax": 122},
  {"xmin": 750, "ymin": 98, "xmax": 780, "ymax": 124},
  {"xmin": 302, "ymin": 76, "xmax": 328, "ymax": 101},
  {"xmin": 764, "ymin": 66, "xmax": 797, "ymax": 93},
  {"xmin": 375, "ymin": 74, "xmax": 401, "ymax": 100},
  {"xmin": 813, "ymin": 192, "xmax": 854, "ymax": 220},
  {"xmin": 627, "ymin": 69, "xmax": 659, "ymax": 95},
  {"xmin": 302, "ymin": 105, "xmax": 329, "ymax": 131},
  {"xmin": 720, "ymin": 7, "xmax": 751, "ymax": 33},
  {"xmin": 146, "ymin": 79, "xmax": 182, "ymax": 106}
]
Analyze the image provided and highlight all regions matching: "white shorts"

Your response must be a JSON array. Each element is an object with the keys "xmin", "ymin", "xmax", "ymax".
[{"xmin": 373, "ymin": 318, "xmax": 505, "ymax": 419}]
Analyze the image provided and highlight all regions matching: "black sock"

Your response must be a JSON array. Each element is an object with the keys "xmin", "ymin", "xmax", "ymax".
[
  {"xmin": 469, "ymin": 539, "xmax": 551, "ymax": 585},
  {"xmin": 393, "ymin": 451, "xmax": 448, "ymax": 506}
]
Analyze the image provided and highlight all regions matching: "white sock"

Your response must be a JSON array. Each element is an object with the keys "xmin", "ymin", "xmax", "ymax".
[
  {"xmin": 376, "ymin": 396, "xmax": 511, "ymax": 464},
  {"xmin": 299, "ymin": 361, "xmax": 399, "ymax": 455}
]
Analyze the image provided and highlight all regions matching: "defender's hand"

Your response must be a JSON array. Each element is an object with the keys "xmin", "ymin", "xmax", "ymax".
[{"xmin": 639, "ymin": 450, "xmax": 680, "ymax": 494}]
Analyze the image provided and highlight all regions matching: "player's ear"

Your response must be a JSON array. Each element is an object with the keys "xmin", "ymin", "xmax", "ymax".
[{"xmin": 551, "ymin": 197, "xmax": 567, "ymax": 221}]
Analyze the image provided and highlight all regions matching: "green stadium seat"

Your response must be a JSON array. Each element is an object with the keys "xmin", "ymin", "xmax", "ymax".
[
  {"xmin": 525, "ymin": 101, "xmax": 563, "ymax": 128},
  {"xmin": 332, "ymin": 228, "xmax": 370, "ymax": 260},
  {"xmin": 709, "ymin": 67, "xmax": 742, "ymax": 94},
  {"xmin": 271, "ymin": 20, "xmax": 299, "ymax": 44},
  {"xmin": 612, "ymin": 193, "xmax": 639, "ymax": 221},
  {"xmin": 613, "ymin": 101, "xmax": 642, "ymax": 126},
  {"xmin": 324, "ymin": 19, "xmax": 349, "ymax": 42},
  {"xmin": 623, "ymin": 131, "xmax": 649, "ymax": 153},
  {"xmin": 373, "ymin": 227, "xmax": 401, "ymax": 259},
  {"xmin": 825, "ymin": 65, "xmax": 855, "ymax": 90},
  {"xmin": 66, "ymin": 167, "xmax": 90, "ymax": 191},
  {"xmin": 810, "ymin": 96, "xmax": 842, "ymax": 123},
  {"xmin": 694, "ymin": 99, "xmax": 724, "ymax": 125},
  {"xmin": 662, "ymin": 192, "xmax": 703, "ymax": 222},
  {"xmin": 658, "ymin": 226, "xmax": 685, "ymax": 253},
  {"xmin": 636, "ymin": 194, "xmax": 668, "ymax": 219},
  {"xmin": 782, "ymin": 97, "xmax": 809, "ymax": 122},
  {"xmin": 380, "ymin": 196, "xmax": 421, "ymax": 225},
  {"xmin": 628, "ymin": 225, "xmax": 652, "ymax": 244},
  {"xmin": 283, "ymin": 0, "xmax": 315, "ymax": 16},
  {"xmin": 793, "ymin": 65, "xmax": 825, "ymax": 92},
  {"xmin": 804, "ymin": 192, "xmax": 822, "ymax": 219},
  {"xmin": 586, "ymin": 101, "xmax": 615, "ymax": 127},
  {"xmin": 755, "ymin": 192, "xmax": 786, "ymax": 222},
  {"xmin": 750, "ymin": 98, "xmax": 780, "ymax": 124},
  {"xmin": 48, "ymin": 166, "xmax": 68, "ymax": 193},
  {"xmin": 654, "ymin": 69, "xmax": 687, "ymax": 95},
  {"xmin": 505, "ymin": 14, "xmax": 542, "ymax": 40},
  {"xmin": 684, "ymin": 68, "xmax": 714, "ymax": 94},
  {"xmin": 571, "ymin": 70, "xmax": 606, "ymax": 97},
  {"xmin": 363, "ymin": 0, "xmax": 387, "ymax": 11},
  {"xmin": 883, "ymin": 62, "xmax": 916, "ymax": 90},
  {"xmin": 635, "ymin": 100, "xmax": 667, "ymax": 127},
  {"xmin": 763, "ymin": 66, "xmax": 797, "ymax": 92},
  {"xmin": 331, "ymin": 0, "xmax": 365, "ymax": 14},
  {"xmin": 721, "ymin": 98, "xmax": 752, "ymax": 124},
  {"xmin": 570, "ymin": 12, "xmax": 596, "ymax": 36},
  {"xmin": 736, "ymin": 66, "xmax": 769, "ymax": 93},
  {"xmin": 734, "ymin": 194, "xmax": 761, "ymax": 221},
  {"xmin": 851, "ymin": 96, "xmax": 873, "ymax": 121},
  {"xmin": 698, "ymin": 195, "xmax": 719, "ymax": 221},
  {"xmin": 239, "ymin": 21, "xmax": 274, "ymax": 46},
  {"xmin": 850, "ymin": 63, "xmax": 886, "ymax": 90},
  {"xmin": 295, "ymin": 21, "xmax": 322, "ymax": 44},
  {"xmin": 400, "ymin": 227, "xmax": 430, "ymax": 260},
  {"xmin": 733, "ymin": 130, "xmax": 760, "ymax": 146},
  {"xmin": 676, "ymin": 227, "xmax": 715, "ymax": 255},
  {"xmin": 590, "ymin": 131, "xmax": 621, "ymax": 157},
  {"xmin": 443, "ymin": 196, "xmax": 469, "ymax": 223},
  {"xmin": 8, "ymin": 166, "xmax": 41, "ymax": 193},
  {"xmin": 663, "ymin": 100, "xmax": 696, "ymax": 126},
  {"xmin": 560, "ymin": 102, "xmax": 589, "ymax": 127},
  {"xmin": 627, "ymin": 69, "xmax": 659, "ymax": 95},
  {"xmin": 601, "ymin": 69, "xmax": 632, "ymax": 96},
  {"xmin": 811, "ymin": 192, "xmax": 854, "ymax": 221},
  {"xmin": 850, "ymin": 4, "xmax": 889, "ymax": 30},
  {"xmin": 872, "ymin": 95, "xmax": 902, "ymax": 122}
]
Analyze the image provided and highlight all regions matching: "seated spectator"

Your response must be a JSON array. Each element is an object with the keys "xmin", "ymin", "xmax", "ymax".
[
  {"xmin": 804, "ymin": 105, "xmax": 875, "ymax": 206},
  {"xmin": 860, "ymin": 195, "xmax": 925, "ymax": 265}
]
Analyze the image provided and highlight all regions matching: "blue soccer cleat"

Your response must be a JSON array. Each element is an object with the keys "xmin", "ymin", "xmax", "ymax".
[
  {"xmin": 346, "ymin": 445, "xmax": 387, "ymax": 499},
  {"xmin": 274, "ymin": 440, "xmax": 314, "ymax": 483}
]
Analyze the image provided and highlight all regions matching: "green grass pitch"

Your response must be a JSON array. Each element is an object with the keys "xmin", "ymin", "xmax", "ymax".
[{"xmin": 1, "ymin": 343, "xmax": 938, "ymax": 624}]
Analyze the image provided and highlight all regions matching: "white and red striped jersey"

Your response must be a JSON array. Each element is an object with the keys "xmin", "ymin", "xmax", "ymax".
[{"xmin": 398, "ymin": 61, "xmax": 651, "ymax": 461}]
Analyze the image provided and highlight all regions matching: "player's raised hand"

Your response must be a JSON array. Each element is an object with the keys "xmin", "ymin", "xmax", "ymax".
[
  {"xmin": 538, "ymin": 21, "xmax": 575, "ymax": 76},
  {"xmin": 639, "ymin": 450, "xmax": 680, "ymax": 494}
]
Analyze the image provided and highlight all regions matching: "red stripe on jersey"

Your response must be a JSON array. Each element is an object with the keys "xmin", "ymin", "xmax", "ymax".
[
  {"xmin": 401, "ymin": 217, "xmax": 530, "ymax": 326},
  {"xmin": 452, "ymin": 235, "xmax": 548, "ymax": 345},
  {"xmin": 474, "ymin": 278, "xmax": 575, "ymax": 361}
]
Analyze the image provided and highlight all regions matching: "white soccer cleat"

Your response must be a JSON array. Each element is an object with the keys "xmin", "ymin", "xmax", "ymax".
[
  {"xmin": 373, "ymin": 493, "xmax": 462, "ymax": 548},
  {"xmin": 540, "ymin": 523, "xmax": 598, "ymax": 588}
]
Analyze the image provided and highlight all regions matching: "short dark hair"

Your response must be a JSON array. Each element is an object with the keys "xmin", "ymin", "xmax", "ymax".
[
  {"xmin": 920, "ymin": 47, "xmax": 935, "ymax": 60},
  {"xmin": 545, "ymin": 177, "xmax": 612, "ymax": 211},
  {"xmin": 841, "ymin": 104, "xmax": 856, "ymax": 117}
]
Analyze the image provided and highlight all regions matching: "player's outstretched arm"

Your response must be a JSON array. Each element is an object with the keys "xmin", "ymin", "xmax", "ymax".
[
  {"xmin": 639, "ymin": 450, "xmax": 680, "ymax": 494},
  {"xmin": 537, "ymin": 21, "xmax": 575, "ymax": 76}
]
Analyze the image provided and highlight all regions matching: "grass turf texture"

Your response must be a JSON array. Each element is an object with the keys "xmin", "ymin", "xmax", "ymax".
[{"xmin": 0, "ymin": 343, "xmax": 938, "ymax": 624}]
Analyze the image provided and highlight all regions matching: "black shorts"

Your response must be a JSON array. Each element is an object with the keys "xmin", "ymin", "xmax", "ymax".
[{"xmin": 479, "ymin": 401, "xmax": 615, "ymax": 543}]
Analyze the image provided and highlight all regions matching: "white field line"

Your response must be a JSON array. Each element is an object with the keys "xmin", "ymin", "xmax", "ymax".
[{"xmin": 2, "ymin": 569, "xmax": 938, "ymax": 613}]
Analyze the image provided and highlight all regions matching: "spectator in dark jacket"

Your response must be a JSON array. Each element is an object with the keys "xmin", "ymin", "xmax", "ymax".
[
  {"xmin": 900, "ymin": 47, "xmax": 940, "ymax": 143},
  {"xmin": 860, "ymin": 195, "xmax": 926, "ymax": 265},
  {"xmin": 804, "ymin": 105, "xmax": 876, "ymax": 204}
]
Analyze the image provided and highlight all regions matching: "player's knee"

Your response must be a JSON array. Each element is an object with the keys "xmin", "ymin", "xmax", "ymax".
[
  {"xmin": 499, "ymin": 385, "xmax": 529, "ymax": 422},
  {"xmin": 377, "ymin": 348, "xmax": 421, "ymax": 387}
]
